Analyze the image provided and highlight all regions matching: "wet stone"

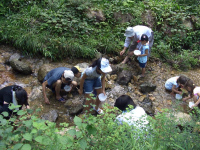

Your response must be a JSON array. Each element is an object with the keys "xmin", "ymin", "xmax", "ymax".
[
  {"xmin": 41, "ymin": 109, "xmax": 58, "ymax": 122},
  {"xmin": 10, "ymin": 59, "xmax": 32, "ymax": 75},
  {"xmin": 116, "ymin": 70, "xmax": 132, "ymax": 85},
  {"xmin": 9, "ymin": 53, "xmax": 21, "ymax": 62},
  {"xmin": 139, "ymin": 97, "xmax": 155, "ymax": 116},
  {"xmin": 139, "ymin": 82, "xmax": 156, "ymax": 93}
]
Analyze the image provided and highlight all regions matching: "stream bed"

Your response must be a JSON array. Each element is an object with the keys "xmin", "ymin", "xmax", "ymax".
[{"xmin": 0, "ymin": 45, "xmax": 199, "ymax": 125}]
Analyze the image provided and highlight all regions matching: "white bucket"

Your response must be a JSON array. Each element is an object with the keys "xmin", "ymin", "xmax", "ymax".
[
  {"xmin": 64, "ymin": 85, "xmax": 72, "ymax": 92},
  {"xmin": 98, "ymin": 93, "xmax": 107, "ymax": 102},
  {"xmin": 175, "ymin": 94, "xmax": 182, "ymax": 100}
]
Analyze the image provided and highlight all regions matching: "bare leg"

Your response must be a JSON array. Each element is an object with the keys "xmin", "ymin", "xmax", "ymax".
[
  {"xmin": 52, "ymin": 80, "xmax": 62, "ymax": 100},
  {"xmin": 71, "ymin": 81, "xmax": 77, "ymax": 88},
  {"xmin": 141, "ymin": 68, "xmax": 145, "ymax": 77}
]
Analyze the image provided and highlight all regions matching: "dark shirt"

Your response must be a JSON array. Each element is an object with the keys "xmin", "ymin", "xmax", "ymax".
[
  {"xmin": 43, "ymin": 67, "xmax": 70, "ymax": 89},
  {"xmin": 0, "ymin": 86, "xmax": 23, "ymax": 118}
]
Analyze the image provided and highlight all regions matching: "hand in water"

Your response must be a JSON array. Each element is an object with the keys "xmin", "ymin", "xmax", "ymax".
[{"xmin": 44, "ymin": 97, "xmax": 50, "ymax": 104}]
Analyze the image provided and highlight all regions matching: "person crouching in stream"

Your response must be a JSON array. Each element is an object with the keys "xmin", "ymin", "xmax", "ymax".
[
  {"xmin": 42, "ymin": 66, "xmax": 81, "ymax": 104},
  {"xmin": 78, "ymin": 58, "xmax": 112, "ymax": 114},
  {"xmin": 0, "ymin": 85, "xmax": 29, "ymax": 120}
]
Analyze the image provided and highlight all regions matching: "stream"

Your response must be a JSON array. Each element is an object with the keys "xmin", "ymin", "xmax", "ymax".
[{"xmin": 0, "ymin": 45, "xmax": 199, "ymax": 126}]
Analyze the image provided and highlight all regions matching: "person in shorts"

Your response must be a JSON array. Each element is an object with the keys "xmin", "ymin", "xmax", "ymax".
[
  {"xmin": 78, "ymin": 58, "xmax": 112, "ymax": 114},
  {"xmin": 136, "ymin": 34, "xmax": 149, "ymax": 77},
  {"xmin": 120, "ymin": 25, "xmax": 154, "ymax": 64},
  {"xmin": 42, "ymin": 66, "xmax": 81, "ymax": 104}
]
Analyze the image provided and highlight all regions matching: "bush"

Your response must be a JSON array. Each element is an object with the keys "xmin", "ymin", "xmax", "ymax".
[
  {"xmin": 1, "ymin": 104, "xmax": 200, "ymax": 150},
  {"xmin": 0, "ymin": 0, "xmax": 199, "ymax": 69}
]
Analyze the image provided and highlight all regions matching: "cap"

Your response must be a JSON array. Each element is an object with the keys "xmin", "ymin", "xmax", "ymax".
[
  {"xmin": 71, "ymin": 66, "xmax": 81, "ymax": 74},
  {"xmin": 141, "ymin": 34, "xmax": 148, "ymax": 41},
  {"xmin": 124, "ymin": 27, "xmax": 135, "ymax": 37},
  {"xmin": 63, "ymin": 70, "xmax": 74, "ymax": 80},
  {"xmin": 100, "ymin": 58, "xmax": 112, "ymax": 73}
]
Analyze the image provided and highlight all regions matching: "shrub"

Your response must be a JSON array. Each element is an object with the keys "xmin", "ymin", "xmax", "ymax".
[{"xmin": 1, "ymin": 104, "xmax": 200, "ymax": 149}]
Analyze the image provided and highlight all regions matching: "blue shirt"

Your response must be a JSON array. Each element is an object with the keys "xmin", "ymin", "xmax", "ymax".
[
  {"xmin": 137, "ymin": 43, "xmax": 149, "ymax": 63},
  {"xmin": 43, "ymin": 67, "xmax": 70, "ymax": 88}
]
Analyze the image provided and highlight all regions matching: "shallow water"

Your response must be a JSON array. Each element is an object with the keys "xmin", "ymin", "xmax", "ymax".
[{"xmin": 0, "ymin": 45, "xmax": 199, "ymax": 125}]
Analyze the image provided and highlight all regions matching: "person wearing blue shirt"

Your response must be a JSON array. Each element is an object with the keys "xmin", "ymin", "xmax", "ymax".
[
  {"xmin": 42, "ymin": 66, "xmax": 81, "ymax": 104},
  {"xmin": 136, "ymin": 34, "xmax": 149, "ymax": 77}
]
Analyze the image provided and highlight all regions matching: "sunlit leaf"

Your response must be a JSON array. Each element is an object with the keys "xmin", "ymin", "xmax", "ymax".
[
  {"xmin": 23, "ymin": 133, "xmax": 32, "ymax": 141},
  {"xmin": 13, "ymin": 143, "xmax": 23, "ymax": 150},
  {"xmin": 21, "ymin": 144, "xmax": 31, "ymax": 150}
]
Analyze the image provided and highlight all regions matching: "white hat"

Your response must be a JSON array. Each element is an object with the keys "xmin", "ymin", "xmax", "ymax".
[
  {"xmin": 63, "ymin": 70, "xmax": 74, "ymax": 80},
  {"xmin": 100, "ymin": 58, "xmax": 112, "ymax": 73},
  {"xmin": 124, "ymin": 27, "xmax": 135, "ymax": 37}
]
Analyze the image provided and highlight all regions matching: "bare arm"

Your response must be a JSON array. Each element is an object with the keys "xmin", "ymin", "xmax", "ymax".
[
  {"xmin": 79, "ymin": 73, "xmax": 87, "ymax": 95},
  {"xmin": 192, "ymin": 93, "xmax": 200, "ymax": 108},
  {"xmin": 42, "ymin": 81, "xmax": 50, "ymax": 104},
  {"xmin": 120, "ymin": 47, "xmax": 128, "ymax": 55},
  {"xmin": 171, "ymin": 85, "xmax": 182, "ymax": 94},
  {"xmin": 182, "ymin": 94, "xmax": 193, "ymax": 101},
  {"xmin": 101, "ymin": 73, "xmax": 106, "ymax": 95}
]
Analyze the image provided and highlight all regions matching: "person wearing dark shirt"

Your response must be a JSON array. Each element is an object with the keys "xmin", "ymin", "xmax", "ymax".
[
  {"xmin": 0, "ymin": 85, "xmax": 29, "ymax": 119},
  {"xmin": 42, "ymin": 66, "xmax": 81, "ymax": 104}
]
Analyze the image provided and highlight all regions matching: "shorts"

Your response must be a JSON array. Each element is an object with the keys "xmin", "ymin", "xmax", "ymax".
[
  {"xmin": 45, "ymin": 82, "xmax": 65, "ymax": 93},
  {"xmin": 139, "ymin": 62, "xmax": 146, "ymax": 68},
  {"xmin": 84, "ymin": 77, "xmax": 102, "ymax": 94}
]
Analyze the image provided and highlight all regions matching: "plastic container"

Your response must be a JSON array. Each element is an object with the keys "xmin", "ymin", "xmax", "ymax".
[
  {"xmin": 98, "ymin": 93, "xmax": 107, "ymax": 102},
  {"xmin": 134, "ymin": 50, "xmax": 141, "ymax": 56},
  {"xmin": 64, "ymin": 85, "xmax": 72, "ymax": 92},
  {"xmin": 175, "ymin": 94, "xmax": 182, "ymax": 100},
  {"xmin": 189, "ymin": 102, "xmax": 194, "ymax": 108}
]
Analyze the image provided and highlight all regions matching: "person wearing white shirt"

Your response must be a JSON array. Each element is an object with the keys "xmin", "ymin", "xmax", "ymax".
[
  {"xmin": 114, "ymin": 95, "xmax": 149, "ymax": 130},
  {"xmin": 120, "ymin": 25, "xmax": 154, "ymax": 64}
]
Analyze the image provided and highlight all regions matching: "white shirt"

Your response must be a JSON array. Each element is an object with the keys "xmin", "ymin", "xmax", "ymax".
[
  {"xmin": 116, "ymin": 106, "xmax": 149, "ymax": 129},
  {"xmin": 124, "ymin": 25, "xmax": 152, "ymax": 48},
  {"xmin": 165, "ymin": 76, "xmax": 179, "ymax": 90}
]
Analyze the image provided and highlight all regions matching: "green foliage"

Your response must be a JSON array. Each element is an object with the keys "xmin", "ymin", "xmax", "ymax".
[
  {"xmin": 0, "ymin": 0, "xmax": 199, "ymax": 69},
  {"xmin": 1, "ymin": 105, "xmax": 200, "ymax": 149}
]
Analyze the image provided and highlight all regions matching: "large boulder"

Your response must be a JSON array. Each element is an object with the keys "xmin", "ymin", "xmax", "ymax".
[
  {"xmin": 166, "ymin": 112, "xmax": 192, "ymax": 125},
  {"xmin": 9, "ymin": 53, "xmax": 21, "ymax": 63},
  {"xmin": 113, "ymin": 12, "xmax": 133, "ymax": 24},
  {"xmin": 64, "ymin": 96, "xmax": 85, "ymax": 115},
  {"xmin": 142, "ymin": 10, "xmax": 155, "ymax": 29},
  {"xmin": 86, "ymin": 9, "xmax": 106, "ymax": 22},
  {"xmin": 111, "ymin": 64, "xmax": 124, "ymax": 75},
  {"xmin": 116, "ymin": 69, "xmax": 132, "ymax": 85},
  {"xmin": 29, "ymin": 86, "xmax": 43, "ymax": 101},
  {"xmin": 106, "ymin": 85, "xmax": 126, "ymax": 106},
  {"xmin": 182, "ymin": 18, "xmax": 193, "ymax": 29},
  {"xmin": 41, "ymin": 110, "xmax": 58, "ymax": 122},
  {"xmin": 138, "ymin": 97, "xmax": 155, "ymax": 116},
  {"xmin": 10, "ymin": 59, "xmax": 32, "ymax": 75},
  {"xmin": 37, "ymin": 64, "xmax": 54, "ymax": 82},
  {"xmin": 139, "ymin": 82, "xmax": 156, "ymax": 93}
]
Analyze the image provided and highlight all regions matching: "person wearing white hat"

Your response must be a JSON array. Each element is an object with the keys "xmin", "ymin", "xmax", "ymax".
[
  {"xmin": 42, "ymin": 67, "xmax": 81, "ymax": 104},
  {"xmin": 78, "ymin": 57, "xmax": 112, "ymax": 114},
  {"xmin": 120, "ymin": 25, "xmax": 154, "ymax": 64}
]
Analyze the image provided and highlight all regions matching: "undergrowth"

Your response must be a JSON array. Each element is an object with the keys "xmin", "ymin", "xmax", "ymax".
[{"xmin": 0, "ymin": 104, "xmax": 200, "ymax": 150}]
